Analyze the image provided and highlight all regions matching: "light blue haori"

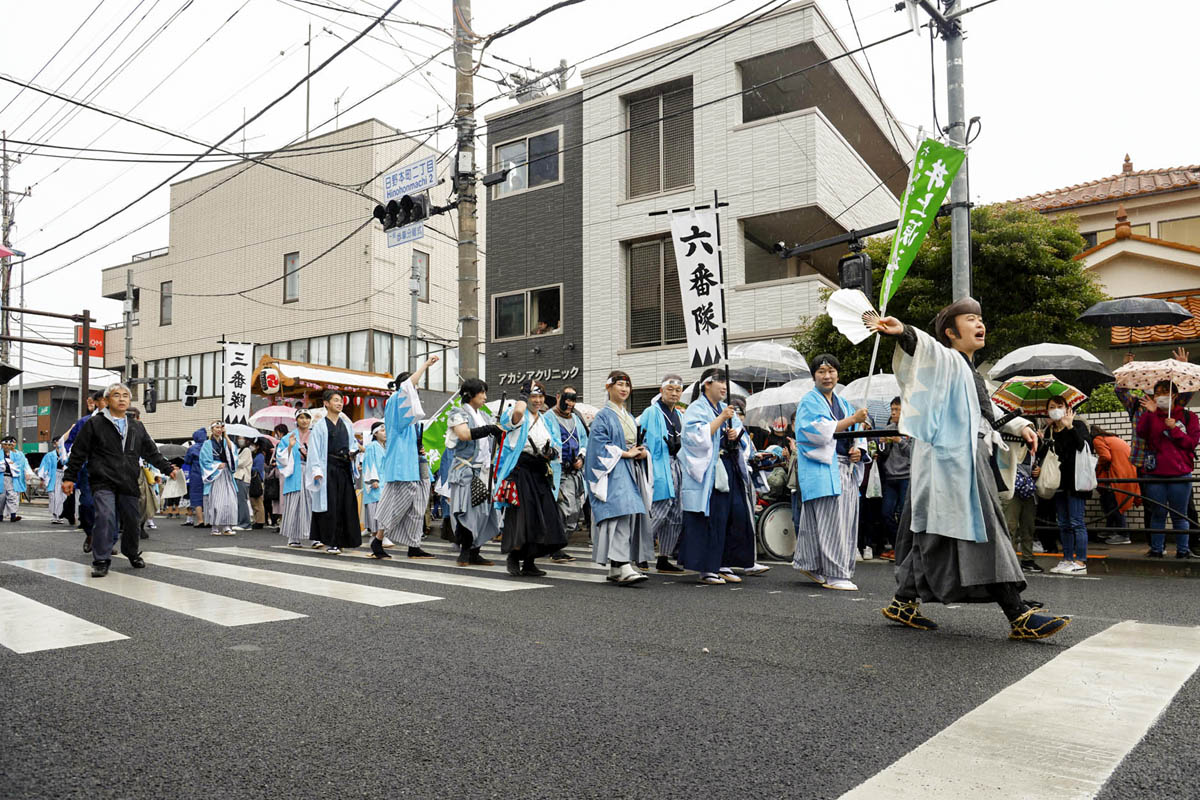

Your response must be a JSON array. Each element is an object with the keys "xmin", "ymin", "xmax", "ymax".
[
  {"xmin": 794, "ymin": 388, "xmax": 866, "ymax": 502},
  {"xmin": 381, "ymin": 380, "xmax": 425, "ymax": 483},
  {"xmin": 199, "ymin": 437, "xmax": 238, "ymax": 496},
  {"xmin": 637, "ymin": 396, "xmax": 681, "ymax": 502},
  {"xmin": 38, "ymin": 449, "xmax": 59, "ymax": 492},
  {"xmin": 1, "ymin": 449, "xmax": 32, "ymax": 493},
  {"xmin": 274, "ymin": 431, "xmax": 308, "ymax": 495},
  {"xmin": 679, "ymin": 395, "xmax": 759, "ymax": 515},
  {"xmin": 585, "ymin": 405, "xmax": 653, "ymax": 525},
  {"xmin": 361, "ymin": 440, "xmax": 385, "ymax": 505},
  {"xmin": 893, "ymin": 326, "xmax": 989, "ymax": 543},
  {"xmin": 496, "ymin": 404, "xmax": 562, "ymax": 508},
  {"xmin": 306, "ymin": 413, "xmax": 360, "ymax": 514}
]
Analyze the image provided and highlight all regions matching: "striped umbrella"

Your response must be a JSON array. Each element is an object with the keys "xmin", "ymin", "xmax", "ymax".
[{"xmin": 992, "ymin": 375, "xmax": 1086, "ymax": 415}]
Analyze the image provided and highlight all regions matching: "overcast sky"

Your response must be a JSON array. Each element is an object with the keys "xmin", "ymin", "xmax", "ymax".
[{"xmin": 1, "ymin": 0, "xmax": 1195, "ymax": 382}]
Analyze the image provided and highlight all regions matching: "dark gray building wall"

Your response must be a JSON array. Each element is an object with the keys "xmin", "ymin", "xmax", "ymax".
[{"xmin": 484, "ymin": 89, "xmax": 584, "ymax": 401}]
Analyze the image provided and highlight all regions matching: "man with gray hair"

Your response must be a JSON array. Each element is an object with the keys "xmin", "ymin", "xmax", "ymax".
[
  {"xmin": 63, "ymin": 383, "xmax": 179, "ymax": 578},
  {"xmin": 637, "ymin": 374, "xmax": 688, "ymax": 573}
]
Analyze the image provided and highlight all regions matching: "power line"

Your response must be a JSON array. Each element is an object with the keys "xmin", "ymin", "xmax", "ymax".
[
  {"xmin": 845, "ymin": 0, "xmax": 904, "ymax": 155},
  {"xmin": 16, "ymin": 0, "xmax": 406, "ymax": 269},
  {"xmin": 0, "ymin": 0, "xmax": 106, "ymax": 118}
]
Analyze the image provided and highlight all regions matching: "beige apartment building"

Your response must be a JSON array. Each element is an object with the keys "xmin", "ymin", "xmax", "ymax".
[
  {"xmin": 100, "ymin": 119, "xmax": 482, "ymax": 441},
  {"xmin": 1016, "ymin": 155, "xmax": 1200, "ymax": 369}
]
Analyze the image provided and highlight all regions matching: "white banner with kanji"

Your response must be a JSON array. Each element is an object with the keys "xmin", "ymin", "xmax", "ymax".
[
  {"xmin": 670, "ymin": 209, "xmax": 725, "ymax": 369},
  {"xmin": 222, "ymin": 342, "xmax": 255, "ymax": 426}
]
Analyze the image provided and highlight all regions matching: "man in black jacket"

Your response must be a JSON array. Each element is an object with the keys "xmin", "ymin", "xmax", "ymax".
[{"xmin": 62, "ymin": 384, "xmax": 178, "ymax": 577}]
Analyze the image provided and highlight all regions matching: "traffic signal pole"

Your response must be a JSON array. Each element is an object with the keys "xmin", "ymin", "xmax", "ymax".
[
  {"xmin": 125, "ymin": 269, "xmax": 134, "ymax": 394},
  {"xmin": 943, "ymin": 0, "xmax": 970, "ymax": 300}
]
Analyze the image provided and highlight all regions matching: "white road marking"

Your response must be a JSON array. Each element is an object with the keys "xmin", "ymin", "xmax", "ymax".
[
  {"xmin": 417, "ymin": 541, "xmax": 611, "ymax": 573},
  {"xmin": 292, "ymin": 545, "xmax": 604, "ymax": 583},
  {"xmin": 149, "ymin": 552, "xmax": 440, "ymax": 607},
  {"xmin": 839, "ymin": 621, "xmax": 1200, "ymax": 799},
  {"xmin": 0, "ymin": 587, "xmax": 128, "ymax": 653},
  {"xmin": 212, "ymin": 547, "xmax": 547, "ymax": 591},
  {"xmin": 6, "ymin": 559, "xmax": 305, "ymax": 626}
]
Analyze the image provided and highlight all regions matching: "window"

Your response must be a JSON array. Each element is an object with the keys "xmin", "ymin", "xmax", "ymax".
[
  {"xmin": 1160, "ymin": 215, "xmax": 1200, "ymax": 248},
  {"xmin": 254, "ymin": 344, "xmax": 269, "ymax": 366},
  {"xmin": 392, "ymin": 335, "xmax": 409, "ymax": 376},
  {"xmin": 201, "ymin": 352, "xmax": 214, "ymax": 397},
  {"xmin": 166, "ymin": 358, "xmax": 179, "ymax": 402},
  {"xmin": 492, "ymin": 128, "xmax": 561, "ymax": 198},
  {"xmin": 428, "ymin": 346, "xmax": 445, "ymax": 392},
  {"xmin": 373, "ymin": 331, "xmax": 391, "ymax": 374},
  {"xmin": 349, "ymin": 330, "xmax": 369, "ymax": 372},
  {"xmin": 411, "ymin": 339, "xmax": 427, "ymax": 387},
  {"xmin": 1093, "ymin": 224, "xmax": 1150, "ymax": 245},
  {"xmin": 628, "ymin": 84, "xmax": 693, "ymax": 198},
  {"xmin": 145, "ymin": 360, "xmax": 158, "ymax": 400},
  {"xmin": 309, "ymin": 336, "xmax": 328, "ymax": 366},
  {"xmin": 283, "ymin": 251, "xmax": 300, "ymax": 303},
  {"xmin": 271, "ymin": 341, "xmax": 288, "ymax": 359},
  {"xmin": 159, "ymin": 281, "xmax": 173, "ymax": 326},
  {"xmin": 188, "ymin": 355, "xmax": 201, "ymax": 396},
  {"xmin": 329, "ymin": 333, "xmax": 348, "ymax": 368},
  {"xmin": 492, "ymin": 286, "xmax": 563, "ymax": 341},
  {"xmin": 413, "ymin": 250, "xmax": 430, "ymax": 302},
  {"xmin": 290, "ymin": 338, "xmax": 309, "ymax": 363},
  {"xmin": 628, "ymin": 239, "xmax": 685, "ymax": 348}
]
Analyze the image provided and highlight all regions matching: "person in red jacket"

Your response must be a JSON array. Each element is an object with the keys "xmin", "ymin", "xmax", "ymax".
[{"xmin": 1136, "ymin": 380, "xmax": 1200, "ymax": 558}]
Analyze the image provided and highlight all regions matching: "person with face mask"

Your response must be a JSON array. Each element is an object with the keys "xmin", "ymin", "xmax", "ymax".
[
  {"xmin": 497, "ymin": 380, "xmax": 568, "ymax": 576},
  {"xmin": 1038, "ymin": 396, "xmax": 1093, "ymax": 575},
  {"xmin": 868, "ymin": 299, "xmax": 1070, "ymax": 640},
  {"xmin": 1136, "ymin": 380, "xmax": 1200, "ymax": 558},
  {"xmin": 551, "ymin": 385, "xmax": 589, "ymax": 563},
  {"xmin": 637, "ymin": 374, "xmax": 688, "ymax": 573}
]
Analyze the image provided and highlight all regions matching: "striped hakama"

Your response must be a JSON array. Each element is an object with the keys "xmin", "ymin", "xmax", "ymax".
[
  {"xmin": 362, "ymin": 501, "xmax": 380, "ymax": 531},
  {"xmin": 49, "ymin": 469, "xmax": 67, "ymax": 519},
  {"xmin": 2, "ymin": 476, "xmax": 18, "ymax": 516},
  {"xmin": 557, "ymin": 469, "xmax": 586, "ymax": 533},
  {"xmin": 448, "ymin": 463, "xmax": 501, "ymax": 548},
  {"xmin": 792, "ymin": 455, "xmax": 859, "ymax": 581},
  {"xmin": 592, "ymin": 514, "xmax": 654, "ymax": 565},
  {"xmin": 378, "ymin": 479, "xmax": 427, "ymax": 547},
  {"xmin": 205, "ymin": 470, "xmax": 239, "ymax": 528},
  {"xmin": 279, "ymin": 489, "xmax": 312, "ymax": 545},
  {"xmin": 650, "ymin": 456, "xmax": 684, "ymax": 558}
]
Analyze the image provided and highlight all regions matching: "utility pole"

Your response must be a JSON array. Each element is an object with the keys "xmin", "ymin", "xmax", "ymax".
[
  {"xmin": 1, "ymin": 131, "xmax": 30, "ymax": 438},
  {"xmin": 410, "ymin": 258, "xmax": 420, "ymax": 374},
  {"xmin": 80, "ymin": 309, "xmax": 90, "ymax": 419},
  {"xmin": 305, "ymin": 23, "xmax": 312, "ymax": 141},
  {"xmin": 124, "ymin": 269, "xmax": 135, "ymax": 394},
  {"xmin": 943, "ymin": 0, "xmax": 970, "ymax": 300},
  {"xmin": 453, "ymin": 0, "xmax": 480, "ymax": 381},
  {"xmin": 16, "ymin": 256, "xmax": 24, "ymax": 448}
]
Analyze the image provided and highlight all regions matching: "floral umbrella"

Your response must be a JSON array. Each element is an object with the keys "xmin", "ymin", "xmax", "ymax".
[
  {"xmin": 572, "ymin": 402, "xmax": 600, "ymax": 425},
  {"xmin": 1113, "ymin": 359, "xmax": 1200, "ymax": 394},
  {"xmin": 991, "ymin": 375, "xmax": 1086, "ymax": 416}
]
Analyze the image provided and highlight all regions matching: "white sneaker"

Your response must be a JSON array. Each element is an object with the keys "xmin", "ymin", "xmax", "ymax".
[
  {"xmin": 1049, "ymin": 560, "xmax": 1070, "ymax": 574},
  {"xmin": 326, "ymin": 547, "xmax": 342, "ymax": 555},
  {"xmin": 862, "ymin": 547, "xmax": 873, "ymax": 560},
  {"xmin": 1033, "ymin": 542, "xmax": 1046, "ymax": 553},
  {"xmin": 616, "ymin": 563, "xmax": 647, "ymax": 584},
  {"xmin": 1068, "ymin": 561, "xmax": 1087, "ymax": 575},
  {"xmin": 146, "ymin": 520, "xmax": 157, "ymax": 529},
  {"xmin": 232, "ymin": 526, "xmax": 249, "ymax": 531},
  {"xmin": 855, "ymin": 550, "xmax": 864, "ymax": 562},
  {"xmin": 743, "ymin": 563, "xmax": 770, "ymax": 576},
  {"xmin": 823, "ymin": 578, "xmax": 859, "ymax": 591}
]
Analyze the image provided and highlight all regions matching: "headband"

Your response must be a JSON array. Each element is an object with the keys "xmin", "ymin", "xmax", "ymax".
[
  {"xmin": 529, "ymin": 385, "xmax": 546, "ymax": 396},
  {"xmin": 295, "ymin": 409, "xmax": 312, "ymax": 419},
  {"xmin": 660, "ymin": 375, "xmax": 684, "ymax": 388},
  {"xmin": 371, "ymin": 421, "xmax": 384, "ymax": 434}
]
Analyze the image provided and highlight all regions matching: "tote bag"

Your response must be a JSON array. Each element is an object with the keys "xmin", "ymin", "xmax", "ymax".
[{"xmin": 1036, "ymin": 448, "xmax": 1061, "ymax": 499}]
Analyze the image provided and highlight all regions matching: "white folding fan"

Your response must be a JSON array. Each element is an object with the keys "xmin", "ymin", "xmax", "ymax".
[{"xmin": 825, "ymin": 288, "xmax": 880, "ymax": 345}]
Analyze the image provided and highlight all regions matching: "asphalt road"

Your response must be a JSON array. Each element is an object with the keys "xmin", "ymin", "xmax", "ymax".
[{"xmin": 2, "ymin": 510, "xmax": 1198, "ymax": 800}]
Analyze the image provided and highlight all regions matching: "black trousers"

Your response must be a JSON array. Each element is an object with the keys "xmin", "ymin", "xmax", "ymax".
[{"xmin": 311, "ymin": 464, "xmax": 361, "ymax": 549}]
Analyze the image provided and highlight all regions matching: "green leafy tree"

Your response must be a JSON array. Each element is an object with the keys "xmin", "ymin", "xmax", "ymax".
[
  {"xmin": 792, "ymin": 203, "xmax": 1109, "ymax": 383},
  {"xmin": 1077, "ymin": 382, "xmax": 1124, "ymax": 414}
]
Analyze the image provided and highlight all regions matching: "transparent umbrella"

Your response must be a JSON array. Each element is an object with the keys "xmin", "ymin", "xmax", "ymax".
[
  {"xmin": 728, "ymin": 341, "xmax": 811, "ymax": 386},
  {"xmin": 841, "ymin": 374, "xmax": 900, "ymax": 428}
]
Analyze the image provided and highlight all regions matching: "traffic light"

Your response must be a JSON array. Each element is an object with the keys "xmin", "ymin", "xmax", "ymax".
[
  {"xmin": 144, "ymin": 385, "xmax": 158, "ymax": 414},
  {"xmin": 838, "ymin": 250, "xmax": 873, "ymax": 300},
  {"xmin": 372, "ymin": 192, "xmax": 430, "ymax": 231},
  {"xmin": 183, "ymin": 384, "xmax": 198, "ymax": 407}
]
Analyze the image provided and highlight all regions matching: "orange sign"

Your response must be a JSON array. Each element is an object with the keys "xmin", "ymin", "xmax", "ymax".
[{"xmin": 74, "ymin": 326, "xmax": 105, "ymax": 368}]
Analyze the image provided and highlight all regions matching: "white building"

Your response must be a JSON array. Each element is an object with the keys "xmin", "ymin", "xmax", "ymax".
[
  {"xmin": 577, "ymin": 1, "xmax": 910, "ymax": 404},
  {"xmin": 100, "ymin": 119, "xmax": 482, "ymax": 440}
]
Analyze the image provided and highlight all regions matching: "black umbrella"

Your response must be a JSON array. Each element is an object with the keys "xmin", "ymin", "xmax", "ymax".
[
  {"xmin": 157, "ymin": 443, "xmax": 188, "ymax": 459},
  {"xmin": 1077, "ymin": 298, "xmax": 1193, "ymax": 328},
  {"xmin": 987, "ymin": 343, "xmax": 1114, "ymax": 395}
]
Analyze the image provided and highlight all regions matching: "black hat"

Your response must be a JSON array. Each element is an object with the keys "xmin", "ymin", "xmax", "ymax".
[{"xmin": 933, "ymin": 297, "xmax": 983, "ymax": 347}]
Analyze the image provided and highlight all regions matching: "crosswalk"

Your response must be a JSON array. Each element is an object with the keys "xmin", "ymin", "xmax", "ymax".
[{"xmin": 0, "ymin": 541, "xmax": 604, "ymax": 655}]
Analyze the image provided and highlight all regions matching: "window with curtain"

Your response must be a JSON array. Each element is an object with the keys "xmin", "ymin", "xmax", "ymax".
[
  {"xmin": 413, "ymin": 250, "xmax": 430, "ymax": 302},
  {"xmin": 1160, "ymin": 215, "xmax": 1200, "ymax": 247},
  {"xmin": 329, "ymin": 333, "xmax": 348, "ymax": 368},
  {"xmin": 159, "ymin": 281, "xmax": 173, "ymax": 326},
  {"xmin": 392, "ymin": 335, "xmax": 409, "ymax": 376},
  {"xmin": 373, "ymin": 331, "xmax": 391, "ymax": 374},
  {"xmin": 283, "ymin": 252, "xmax": 300, "ymax": 303},
  {"xmin": 628, "ymin": 238, "xmax": 685, "ymax": 348},
  {"xmin": 349, "ymin": 331, "xmax": 369, "ymax": 372},
  {"xmin": 309, "ymin": 336, "xmax": 328, "ymax": 366},
  {"xmin": 491, "ymin": 128, "xmax": 562, "ymax": 199},
  {"xmin": 290, "ymin": 338, "xmax": 309, "ymax": 363},
  {"xmin": 627, "ymin": 84, "xmax": 693, "ymax": 199},
  {"xmin": 201, "ymin": 352, "xmax": 214, "ymax": 397}
]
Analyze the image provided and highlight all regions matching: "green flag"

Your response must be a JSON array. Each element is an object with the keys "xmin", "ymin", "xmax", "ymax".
[
  {"xmin": 421, "ymin": 396, "xmax": 493, "ymax": 475},
  {"xmin": 879, "ymin": 138, "xmax": 966, "ymax": 310}
]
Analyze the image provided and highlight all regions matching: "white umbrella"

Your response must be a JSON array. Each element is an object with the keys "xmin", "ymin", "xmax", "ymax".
[
  {"xmin": 727, "ymin": 341, "xmax": 811, "ymax": 385},
  {"xmin": 683, "ymin": 378, "xmax": 751, "ymax": 403},
  {"xmin": 249, "ymin": 405, "xmax": 301, "ymax": 431},
  {"xmin": 841, "ymin": 374, "xmax": 900, "ymax": 427},
  {"xmin": 225, "ymin": 423, "xmax": 261, "ymax": 440}
]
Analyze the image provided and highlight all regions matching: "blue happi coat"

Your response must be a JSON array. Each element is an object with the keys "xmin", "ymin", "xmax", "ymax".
[
  {"xmin": 585, "ymin": 405, "xmax": 652, "ymax": 524},
  {"xmin": 199, "ymin": 437, "xmax": 238, "ymax": 497},
  {"xmin": 38, "ymin": 449, "xmax": 60, "ymax": 492},
  {"xmin": 306, "ymin": 413, "xmax": 360, "ymax": 514},
  {"xmin": 380, "ymin": 380, "xmax": 425, "ymax": 483},
  {"xmin": 794, "ymin": 389, "xmax": 866, "ymax": 502},
  {"xmin": 361, "ymin": 440, "xmax": 385, "ymax": 505},
  {"xmin": 637, "ymin": 397, "xmax": 681, "ymax": 502},
  {"xmin": 495, "ymin": 405, "xmax": 562, "ymax": 509},
  {"xmin": 2, "ymin": 449, "xmax": 34, "ymax": 493},
  {"xmin": 679, "ymin": 395, "xmax": 756, "ymax": 515},
  {"xmin": 274, "ymin": 431, "xmax": 307, "ymax": 495}
]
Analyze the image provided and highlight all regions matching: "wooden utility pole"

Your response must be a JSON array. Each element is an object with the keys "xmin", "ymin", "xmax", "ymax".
[{"xmin": 453, "ymin": 0, "xmax": 480, "ymax": 380}]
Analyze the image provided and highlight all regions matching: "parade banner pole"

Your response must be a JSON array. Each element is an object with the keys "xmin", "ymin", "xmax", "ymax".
[{"xmin": 712, "ymin": 189, "xmax": 731, "ymax": 392}]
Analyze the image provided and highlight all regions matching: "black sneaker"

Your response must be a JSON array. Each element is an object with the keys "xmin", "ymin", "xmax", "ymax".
[
  {"xmin": 1176, "ymin": 550, "xmax": 1192, "ymax": 559},
  {"xmin": 129, "ymin": 554, "xmax": 146, "ymax": 569},
  {"xmin": 550, "ymin": 551, "xmax": 576, "ymax": 563},
  {"xmin": 1021, "ymin": 560, "xmax": 1044, "ymax": 574},
  {"xmin": 83, "ymin": 535, "xmax": 92, "ymax": 554},
  {"xmin": 636, "ymin": 561, "xmax": 650, "ymax": 571},
  {"xmin": 521, "ymin": 564, "xmax": 548, "ymax": 577},
  {"xmin": 656, "ymin": 557, "xmax": 685, "ymax": 574},
  {"xmin": 407, "ymin": 547, "xmax": 436, "ymax": 559},
  {"xmin": 1146, "ymin": 550, "xmax": 1165, "ymax": 558},
  {"xmin": 506, "ymin": 553, "xmax": 521, "ymax": 576},
  {"xmin": 91, "ymin": 560, "xmax": 110, "ymax": 578}
]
